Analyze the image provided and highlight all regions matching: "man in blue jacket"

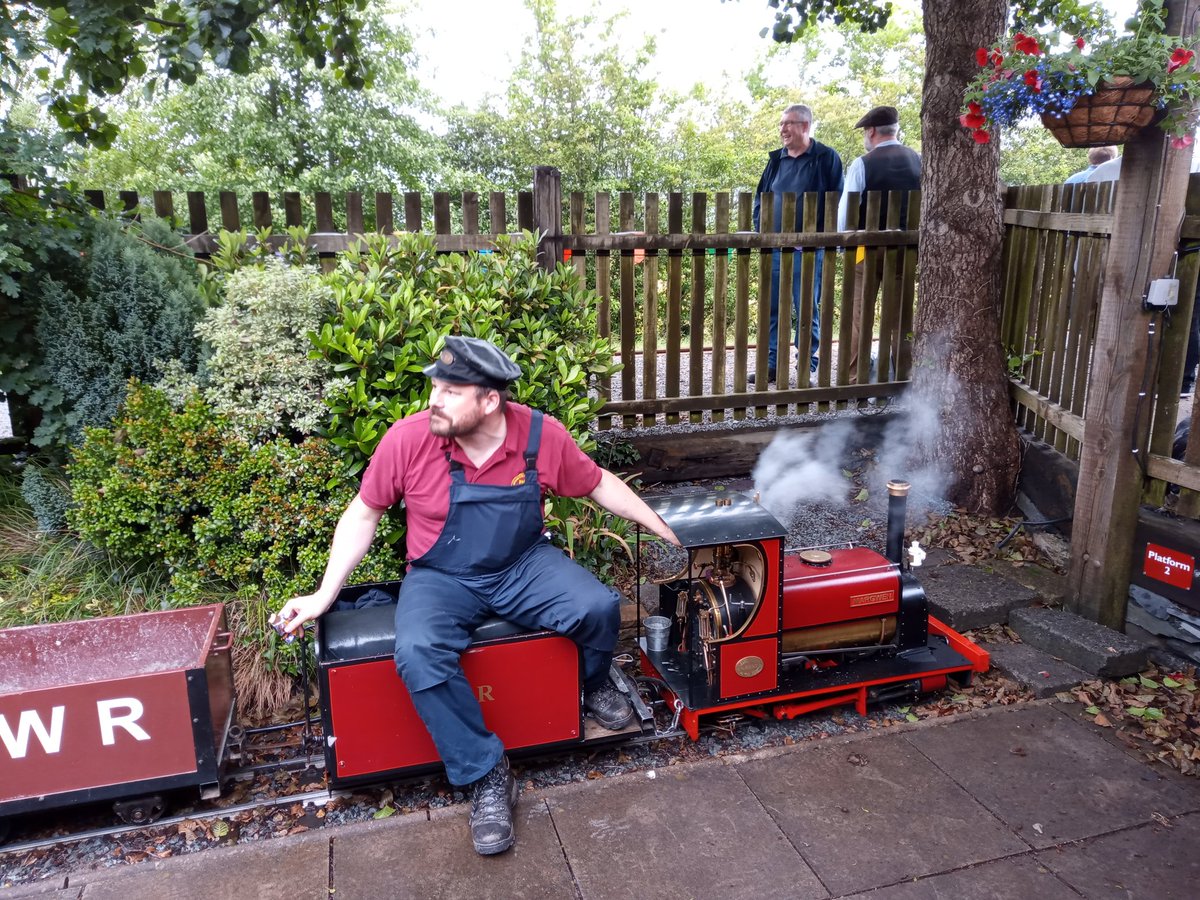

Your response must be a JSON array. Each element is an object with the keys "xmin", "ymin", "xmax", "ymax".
[{"xmin": 752, "ymin": 103, "xmax": 844, "ymax": 383}]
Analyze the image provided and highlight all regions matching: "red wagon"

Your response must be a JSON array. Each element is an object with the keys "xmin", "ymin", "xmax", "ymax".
[{"xmin": 0, "ymin": 604, "xmax": 236, "ymax": 838}]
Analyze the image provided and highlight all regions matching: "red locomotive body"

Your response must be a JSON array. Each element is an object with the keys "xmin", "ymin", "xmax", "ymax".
[{"xmin": 637, "ymin": 487, "xmax": 988, "ymax": 739}]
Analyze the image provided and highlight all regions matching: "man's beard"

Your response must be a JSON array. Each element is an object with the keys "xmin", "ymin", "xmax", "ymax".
[{"xmin": 429, "ymin": 406, "xmax": 484, "ymax": 438}]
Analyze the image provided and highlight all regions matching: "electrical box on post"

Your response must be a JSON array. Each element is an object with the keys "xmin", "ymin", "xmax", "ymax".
[{"xmin": 1144, "ymin": 278, "xmax": 1179, "ymax": 310}]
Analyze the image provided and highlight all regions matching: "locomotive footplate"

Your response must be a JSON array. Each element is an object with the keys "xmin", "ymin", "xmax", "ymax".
[{"xmin": 640, "ymin": 623, "xmax": 983, "ymax": 740}]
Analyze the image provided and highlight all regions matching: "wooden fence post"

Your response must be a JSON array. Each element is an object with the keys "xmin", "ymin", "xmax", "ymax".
[
  {"xmin": 1068, "ymin": 22, "xmax": 1199, "ymax": 628},
  {"xmin": 533, "ymin": 166, "xmax": 562, "ymax": 271}
]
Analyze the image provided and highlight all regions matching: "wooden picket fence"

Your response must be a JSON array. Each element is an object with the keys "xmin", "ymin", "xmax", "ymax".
[
  {"xmin": 83, "ymin": 169, "xmax": 921, "ymax": 429},
  {"xmin": 998, "ymin": 175, "xmax": 1200, "ymax": 508}
]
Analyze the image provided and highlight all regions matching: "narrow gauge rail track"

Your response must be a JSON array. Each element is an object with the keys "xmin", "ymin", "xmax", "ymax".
[{"xmin": 0, "ymin": 721, "xmax": 688, "ymax": 858}]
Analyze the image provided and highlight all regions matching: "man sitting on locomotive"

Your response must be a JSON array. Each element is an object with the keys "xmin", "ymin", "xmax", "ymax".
[{"xmin": 276, "ymin": 334, "xmax": 680, "ymax": 857}]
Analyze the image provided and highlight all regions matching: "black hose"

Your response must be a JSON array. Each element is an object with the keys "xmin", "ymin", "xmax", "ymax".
[{"xmin": 994, "ymin": 516, "xmax": 1071, "ymax": 551}]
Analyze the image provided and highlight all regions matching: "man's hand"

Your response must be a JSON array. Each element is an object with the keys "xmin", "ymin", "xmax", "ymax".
[{"xmin": 273, "ymin": 593, "xmax": 336, "ymax": 637}]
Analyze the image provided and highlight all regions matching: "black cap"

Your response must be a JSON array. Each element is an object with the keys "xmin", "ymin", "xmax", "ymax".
[
  {"xmin": 423, "ymin": 335, "xmax": 521, "ymax": 390},
  {"xmin": 854, "ymin": 105, "xmax": 899, "ymax": 129}
]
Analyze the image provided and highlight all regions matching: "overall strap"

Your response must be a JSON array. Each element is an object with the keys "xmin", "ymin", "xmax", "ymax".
[{"xmin": 524, "ymin": 411, "xmax": 544, "ymax": 472}]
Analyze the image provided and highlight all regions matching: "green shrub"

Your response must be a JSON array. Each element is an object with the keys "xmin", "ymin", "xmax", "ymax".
[
  {"xmin": 20, "ymin": 463, "xmax": 72, "ymax": 532},
  {"xmin": 195, "ymin": 259, "xmax": 341, "ymax": 440},
  {"xmin": 197, "ymin": 227, "xmax": 317, "ymax": 306},
  {"xmin": 34, "ymin": 217, "xmax": 205, "ymax": 448},
  {"xmin": 67, "ymin": 382, "xmax": 406, "ymax": 670}
]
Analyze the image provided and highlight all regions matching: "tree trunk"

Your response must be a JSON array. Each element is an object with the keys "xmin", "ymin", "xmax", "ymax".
[{"xmin": 914, "ymin": 0, "xmax": 1020, "ymax": 514}]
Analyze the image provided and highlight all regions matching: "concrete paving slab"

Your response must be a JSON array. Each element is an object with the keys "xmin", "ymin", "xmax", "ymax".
[
  {"xmin": 919, "ymin": 564, "xmax": 1038, "ymax": 630},
  {"xmin": 736, "ymin": 732, "xmax": 1026, "ymax": 896},
  {"xmin": 77, "ymin": 831, "xmax": 330, "ymax": 900},
  {"xmin": 331, "ymin": 798, "xmax": 575, "ymax": 899},
  {"xmin": 905, "ymin": 705, "xmax": 1197, "ymax": 849},
  {"xmin": 545, "ymin": 759, "xmax": 826, "ymax": 900},
  {"xmin": 840, "ymin": 854, "xmax": 1079, "ymax": 900},
  {"xmin": 982, "ymin": 641, "xmax": 1091, "ymax": 698},
  {"xmin": 1035, "ymin": 812, "xmax": 1200, "ymax": 899},
  {"xmin": 1009, "ymin": 607, "xmax": 1150, "ymax": 677}
]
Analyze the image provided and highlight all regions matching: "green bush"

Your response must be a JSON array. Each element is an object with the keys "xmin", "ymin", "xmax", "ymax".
[
  {"xmin": 67, "ymin": 382, "xmax": 406, "ymax": 670},
  {"xmin": 34, "ymin": 217, "xmax": 205, "ymax": 448},
  {"xmin": 20, "ymin": 463, "xmax": 72, "ymax": 532},
  {"xmin": 195, "ymin": 259, "xmax": 340, "ymax": 440}
]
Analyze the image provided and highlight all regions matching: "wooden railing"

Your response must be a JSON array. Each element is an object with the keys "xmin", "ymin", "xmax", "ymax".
[
  {"xmin": 998, "ymin": 175, "xmax": 1200, "ymax": 508},
  {"xmin": 82, "ymin": 175, "xmax": 922, "ymax": 429}
]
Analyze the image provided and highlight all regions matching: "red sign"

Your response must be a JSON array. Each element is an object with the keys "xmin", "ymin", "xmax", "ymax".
[{"xmin": 1143, "ymin": 543, "xmax": 1195, "ymax": 591}]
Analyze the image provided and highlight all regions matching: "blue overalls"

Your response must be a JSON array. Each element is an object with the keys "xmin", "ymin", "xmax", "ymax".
[{"xmin": 393, "ymin": 411, "xmax": 622, "ymax": 786}]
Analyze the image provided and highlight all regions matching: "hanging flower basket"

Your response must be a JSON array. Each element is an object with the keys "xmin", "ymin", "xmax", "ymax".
[{"xmin": 1040, "ymin": 77, "xmax": 1162, "ymax": 148}]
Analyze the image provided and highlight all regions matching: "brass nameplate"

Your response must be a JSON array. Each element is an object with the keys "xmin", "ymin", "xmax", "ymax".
[
  {"xmin": 734, "ymin": 655, "xmax": 764, "ymax": 678},
  {"xmin": 850, "ymin": 590, "xmax": 893, "ymax": 607}
]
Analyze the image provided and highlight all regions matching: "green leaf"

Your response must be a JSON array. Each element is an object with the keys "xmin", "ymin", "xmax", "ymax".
[
  {"xmin": 373, "ymin": 806, "xmax": 396, "ymax": 819},
  {"xmin": 1162, "ymin": 676, "xmax": 1182, "ymax": 689},
  {"xmin": 1083, "ymin": 705, "xmax": 1100, "ymax": 715},
  {"xmin": 1139, "ymin": 676, "xmax": 1159, "ymax": 689}
]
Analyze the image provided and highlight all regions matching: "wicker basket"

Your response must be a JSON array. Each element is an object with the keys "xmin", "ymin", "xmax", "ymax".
[{"xmin": 1040, "ymin": 77, "xmax": 1161, "ymax": 148}]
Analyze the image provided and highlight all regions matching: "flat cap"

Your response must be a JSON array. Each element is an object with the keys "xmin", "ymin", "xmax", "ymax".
[
  {"xmin": 423, "ymin": 335, "xmax": 521, "ymax": 390},
  {"xmin": 854, "ymin": 105, "xmax": 899, "ymax": 129}
]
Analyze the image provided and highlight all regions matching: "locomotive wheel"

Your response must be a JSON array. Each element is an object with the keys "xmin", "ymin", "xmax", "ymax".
[{"xmin": 113, "ymin": 795, "xmax": 166, "ymax": 826}]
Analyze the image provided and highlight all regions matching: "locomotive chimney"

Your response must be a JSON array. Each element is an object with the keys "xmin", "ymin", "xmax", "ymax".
[{"xmin": 886, "ymin": 480, "xmax": 911, "ymax": 567}]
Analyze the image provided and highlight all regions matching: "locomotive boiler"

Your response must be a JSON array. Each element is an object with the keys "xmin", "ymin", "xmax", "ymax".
[{"xmin": 638, "ymin": 482, "xmax": 988, "ymax": 739}]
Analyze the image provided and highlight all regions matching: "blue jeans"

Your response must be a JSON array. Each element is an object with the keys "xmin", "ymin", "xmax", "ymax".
[{"xmin": 767, "ymin": 250, "xmax": 823, "ymax": 372}]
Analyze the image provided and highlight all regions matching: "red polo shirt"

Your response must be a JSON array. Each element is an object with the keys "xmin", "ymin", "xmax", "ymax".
[{"xmin": 359, "ymin": 403, "xmax": 603, "ymax": 560}]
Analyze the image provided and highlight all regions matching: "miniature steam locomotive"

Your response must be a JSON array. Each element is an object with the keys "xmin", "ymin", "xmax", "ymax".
[{"xmin": 0, "ymin": 480, "xmax": 987, "ymax": 841}]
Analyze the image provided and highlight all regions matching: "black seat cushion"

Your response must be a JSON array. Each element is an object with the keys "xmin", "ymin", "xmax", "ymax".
[{"xmin": 318, "ymin": 584, "xmax": 537, "ymax": 663}]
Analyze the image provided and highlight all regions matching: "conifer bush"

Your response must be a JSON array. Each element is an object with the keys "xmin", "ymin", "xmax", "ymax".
[{"xmin": 34, "ymin": 217, "xmax": 204, "ymax": 448}]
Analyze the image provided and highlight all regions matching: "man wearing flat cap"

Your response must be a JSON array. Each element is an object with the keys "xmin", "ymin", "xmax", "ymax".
[
  {"xmin": 277, "ymin": 334, "xmax": 678, "ymax": 857},
  {"xmin": 836, "ymin": 105, "xmax": 921, "ymax": 384}
]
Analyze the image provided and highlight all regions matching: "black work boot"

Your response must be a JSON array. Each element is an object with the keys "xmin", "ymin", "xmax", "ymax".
[
  {"xmin": 468, "ymin": 755, "xmax": 518, "ymax": 856},
  {"xmin": 584, "ymin": 680, "xmax": 634, "ymax": 730}
]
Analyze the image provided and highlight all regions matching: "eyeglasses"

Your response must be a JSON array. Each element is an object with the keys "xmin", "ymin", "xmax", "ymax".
[{"xmin": 779, "ymin": 119, "xmax": 808, "ymax": 128}]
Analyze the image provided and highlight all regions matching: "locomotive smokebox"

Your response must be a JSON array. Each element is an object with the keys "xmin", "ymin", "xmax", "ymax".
[{"xmin": 886, "ymin": 480, "xmax": 911, "ymax": 567}]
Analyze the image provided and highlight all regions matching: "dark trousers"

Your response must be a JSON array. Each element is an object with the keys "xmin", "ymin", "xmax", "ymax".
[
  {"xmin": 767, "ymin": 250, "xmax": 823, "ymax": 373},
  {"xmin": 393, "ymin": 540, "xmax": 621, "ymax": 785}
]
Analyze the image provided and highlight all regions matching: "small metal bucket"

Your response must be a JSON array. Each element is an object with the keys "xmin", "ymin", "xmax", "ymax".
[{"xmin": 643, "ymin": 615, "xmax": 671, "ymax": 653}]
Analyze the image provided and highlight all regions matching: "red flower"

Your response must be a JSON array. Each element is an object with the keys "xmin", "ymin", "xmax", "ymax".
[
  {"xmin": 990, "ymin": 49, "xmax": 1004, "ymax": 67},
  {"xmin": 1168, "ymin": 48, "xmax": 1195, "ymax": 74},
  {"xmin": 1023, "ymin": 69, "xmax": 1042, "ymax": 92},
  {"xmin": 1170, "ymin": 133, "xmax": 1195, "ymax": 149},
  {"xmin": 976, "ymin": 47, "xmax": 989, "ymax": 66},
  {"xmin": 960, "ymin": 110, "xmax": 987, "ymax": 129},
  {"xmin": 1075, "ymin": 36, "xmax": 1085, "ymax": 50},
  {"xmin": 972, "ymin": 128, "xmax": 991, "ymax": 144},
  {"xmin": 1013, "ymin": 32, "xmax": 1041, "ymax": 55}
]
